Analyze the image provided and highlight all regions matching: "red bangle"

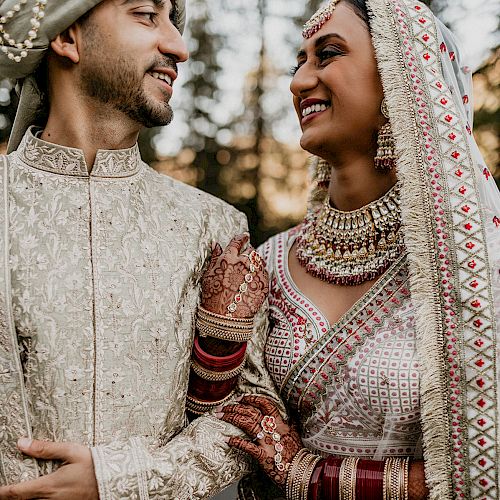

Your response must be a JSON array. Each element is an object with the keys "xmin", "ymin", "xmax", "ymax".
[
  {"xmin": 188, "ymin": 371, "xmax": 239, "ymax": 401},
  {"xmin": 193, "ymin": 336, "xmax": 247, "ymax": 370},
  {"xmin": 308, "ymin": 458, "xmax": 326, "ymax": 500},
  {"xmin": 322, "ymin": 456, "xmax": 342, "ymax": 500},
  {"xmin": 355, "ymin": 459, "xmax": 384, "ymax": 500}
]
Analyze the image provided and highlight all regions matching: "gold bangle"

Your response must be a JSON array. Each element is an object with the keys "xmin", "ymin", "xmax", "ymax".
[
  {"xmin": 286, "ymin": 449, "xmax": 308, "ymax": 500},
  {"xmin": 383, "ymin": 457, "xmax": 408, "ymax": 500},
  {"xmin": 292, "ymin": 453, "xmax": 313, "ymax": 500},
  {"xmin": 196, "ymin": 321, "xmax": 254, "ymax": 342},
  {"xmin": 339, "ymin": 457, "xmax": 359, "ymax": 500},
  {"xmin": 401, "ymin": 458, "xmax": 410, "ymax": 500},
  {"xmin": 186, "ymin": 391, "xmax": 235, "ymax": 415},
  {"xmin": 383, "ymin": 457, "xmax": 393, "ymax": 500},
  {"xmin": 392, "ymin": 458, "xmax": 403, "ymax": 500},
  {"xmin": 301, "ymin": 454, "xmax": 322, "ymax": 500},
  {"xmin": 196, "ymin": 317, "xmax": 254, "ymax": 333},
  {"xmin": 197, "ymin": 313, "xmax": 253, "ymax": 329},
  {"xmin": 191, "ymin": 358, "xmax": 245, "ymax": 382},
  {"xmin": 198, "ymin": 306, "xmax": 254, "ymax": 324},
  {"xmin": 286, "ymin": 450, "xmax": 320, "ymax": 500}
]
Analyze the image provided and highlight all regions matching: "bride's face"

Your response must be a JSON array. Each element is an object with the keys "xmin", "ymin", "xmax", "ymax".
[{"xmin": 290, "ymin": 2, "xmax": 385, "ymax": 159}]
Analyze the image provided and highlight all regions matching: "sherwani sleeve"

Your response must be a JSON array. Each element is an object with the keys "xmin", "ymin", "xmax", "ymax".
[
  {"xmin": 91, "ymin": 206, "xmax": 284, "ymax": 499},
  {"xmin": 91, "ymin": 306, "xmax": 280, "ymax": 499}
]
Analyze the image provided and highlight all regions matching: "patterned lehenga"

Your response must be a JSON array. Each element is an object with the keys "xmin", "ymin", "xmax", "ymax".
[
  {"xmin": 239, "ymin": 0, "xmax": 500, "ymax": 497},
  {"xmin": 261, "ymin": 231, "xmax": 422, "ymax": 461}
]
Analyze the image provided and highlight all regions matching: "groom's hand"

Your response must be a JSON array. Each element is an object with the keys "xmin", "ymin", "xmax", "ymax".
[{"xmin": 0, "ymin": 438, "xmax": 99, "ymax": 500}]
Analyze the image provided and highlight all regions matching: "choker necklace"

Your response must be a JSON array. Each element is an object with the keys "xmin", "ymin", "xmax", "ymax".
[{"xmin": 296, "ymin": 183, "xmax": 405, "ymax": 285}]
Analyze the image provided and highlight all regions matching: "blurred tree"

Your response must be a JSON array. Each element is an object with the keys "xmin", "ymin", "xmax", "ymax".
[
  {"xmin": 472, "ymin": 48, "xmax": 500, "ymax": 188},
  {"xmin": 180, "ymin": 0, "xmax": 227, "ymax": 199},
  {"xmin": 0, "ymin": 79, "xmax": 17, "ymax": 151}
]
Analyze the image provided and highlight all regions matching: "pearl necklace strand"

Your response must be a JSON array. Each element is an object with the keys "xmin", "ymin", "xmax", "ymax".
[{"xmin": 0, "ymin": 0, "xmax": 48, "ymax": 63}]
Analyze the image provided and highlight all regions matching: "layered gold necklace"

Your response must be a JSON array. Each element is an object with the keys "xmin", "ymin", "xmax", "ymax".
[{"xmin": 296, "ymin": 183, "xmax": 404, "ymax": 285}]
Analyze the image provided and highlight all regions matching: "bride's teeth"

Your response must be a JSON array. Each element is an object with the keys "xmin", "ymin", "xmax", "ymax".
[{"xmin": 302, "ymin": 103, "xmax": 329, "ymax": 117}]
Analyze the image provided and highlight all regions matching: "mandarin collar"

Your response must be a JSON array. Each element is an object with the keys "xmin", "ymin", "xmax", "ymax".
[{"xmin": 17, "ymin": 127, "xmax": 142, "ymax": 178}]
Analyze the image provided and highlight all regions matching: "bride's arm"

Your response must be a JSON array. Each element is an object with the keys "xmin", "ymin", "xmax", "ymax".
[{"xmin": 218, "ymin": 395, "xmax": 429, "ymax": 500}]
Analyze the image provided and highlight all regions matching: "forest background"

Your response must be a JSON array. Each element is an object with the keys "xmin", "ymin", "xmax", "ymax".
[{"xmin": 0, "ymin": 0, "xmax": 498, "ymax": 246}]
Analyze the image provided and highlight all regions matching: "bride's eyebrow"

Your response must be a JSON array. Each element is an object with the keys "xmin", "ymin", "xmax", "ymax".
[
  {"xmin": 296, "ymin": 32, "xmax": 348, "ymax": 60},
  {"xmin": 315, "ymin": 33, "xmax": 348, "ymax": 47}
]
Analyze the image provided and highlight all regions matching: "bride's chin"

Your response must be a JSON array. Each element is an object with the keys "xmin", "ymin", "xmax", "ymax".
[{"xmin": 300, "ymin": 134, "xmax": 330, "ymax": 159}]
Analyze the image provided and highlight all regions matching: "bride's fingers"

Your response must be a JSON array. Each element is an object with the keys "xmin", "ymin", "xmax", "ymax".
[
  {"xmin": 210, "ymin": 241, "xmax": 223, "ymax": 260},
  {"xmin": 218, "ymin": 410, "xmax": 262, "ymax": 438},
  {"xmin": 220, "ymin": 404, "xmax": 262, "ymax": 421},
  {"xmin": 228, "ymin": 436, "xmax": 264, "ymax": 462},
  {"xmin": 225, "ymin": 233, "xmax": 250, "ymax": 257},
  {"xmin": 240, "ymin": 395, "xmax": 281, "ymax": 419}
]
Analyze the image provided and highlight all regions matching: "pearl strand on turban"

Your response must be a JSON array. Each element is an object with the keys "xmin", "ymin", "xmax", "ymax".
[{"xmin": 0, "ymin": 0, "xmax": 47, "ymax": 62}]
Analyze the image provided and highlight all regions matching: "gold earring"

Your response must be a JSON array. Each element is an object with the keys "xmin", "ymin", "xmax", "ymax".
[
  {"xmin": 381, "ymin": 98, "xmax": 390, "ymax": 119},
  {"xmin": 375, "ymin": 99, "xmax": 396, "ymax": 171},
  {"xmin": 316, "ymin": 158, "xmax": 332, "ymax": 186}
]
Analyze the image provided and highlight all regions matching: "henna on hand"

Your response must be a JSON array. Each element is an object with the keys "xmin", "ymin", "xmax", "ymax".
[
  {"xmin": 409, "ymin": 460, "xmax": 429, "ymax": 500},
  {"xmin": 201, "ymin": 234, "xmax": 269, "ymax": 319},
  {"xmin": 218, "ymin": 396, "xmax": 302, "ymax": 488}
]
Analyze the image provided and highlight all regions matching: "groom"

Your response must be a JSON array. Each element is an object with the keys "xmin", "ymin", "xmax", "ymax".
[{"xmin": 0, "ymin": 0, "xmax": 277, "ymax": 498}]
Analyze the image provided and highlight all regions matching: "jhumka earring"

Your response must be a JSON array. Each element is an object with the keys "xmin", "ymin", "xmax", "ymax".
[
  {"xmin": 375, "ymin": 99, "xmax": 397, "ymax": 171},
  {"xmin": 315, "ymin": 158, "xmax": 332, "ymax": 187}
]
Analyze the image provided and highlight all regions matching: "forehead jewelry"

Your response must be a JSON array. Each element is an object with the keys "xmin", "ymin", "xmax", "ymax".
[
  {"xmin": 0, "ymin": 0, "xmax": 48, "ymax": 63},
  {"xmin": 302, "ymin": 0, "xmax": 340, "ymax": 39}
]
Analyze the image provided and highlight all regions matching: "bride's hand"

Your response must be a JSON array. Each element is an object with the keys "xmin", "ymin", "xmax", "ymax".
[
  {"xmin": 217, "ymin": 395, "xmax": 302, "ymax": 488},
  {"xmin": 201, "ymin": 233, "xmax": 269, "ymax": 318}
]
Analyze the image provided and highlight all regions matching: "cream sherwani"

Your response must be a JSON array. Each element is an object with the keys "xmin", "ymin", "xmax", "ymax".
[{"xmin": 0, "ymin": 128, "xmax": 278, "ymax": 498}]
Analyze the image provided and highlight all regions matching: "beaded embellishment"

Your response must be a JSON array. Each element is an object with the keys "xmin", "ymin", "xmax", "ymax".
[
  {"xmin": 296, "ymin": 183, "xmax": 405, "ymax": 285},
  {"xmin": 302, "ymin": 0, "xmax": 339, "ymax": 39},
  {"xmin": 0, "ymin": 0, "xmax": 48, "ymax": 63}
]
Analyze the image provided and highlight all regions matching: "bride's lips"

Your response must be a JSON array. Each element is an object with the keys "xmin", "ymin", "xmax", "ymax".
[{"xmin": 299, "ymin": 98, "xmax": 331, "ymax": 126}]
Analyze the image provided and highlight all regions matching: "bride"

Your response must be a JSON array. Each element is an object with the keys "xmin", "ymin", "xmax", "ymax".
[{"xmin": 193, "ymin": 0, "xmax": 499, "ymax": 497}]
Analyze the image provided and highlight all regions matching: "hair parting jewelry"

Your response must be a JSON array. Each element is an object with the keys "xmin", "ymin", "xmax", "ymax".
[
  {"xmin": 0, "ymin": 0, "xmax": 48, "ymax": 62},
  {"xmin": 296, "ymin": 183, "xmax": 404, "ymax": 285},
  {"xmin": 302, "ymin": 0, "xmax": 340, "ymax": 39}
]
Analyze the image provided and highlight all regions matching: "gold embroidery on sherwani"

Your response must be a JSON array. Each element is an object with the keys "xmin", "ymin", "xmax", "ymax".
[
  {"xmin": 0, "ymin": 155, "xmax": 39, "ymax": 484},
  {"xmin": 0, "ymin": 128, "xmax": 283, "ymax": 498}
]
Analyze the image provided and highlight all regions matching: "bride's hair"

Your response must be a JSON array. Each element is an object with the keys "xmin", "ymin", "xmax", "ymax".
[{"xmin": 344, "ymin": 0, "xmax": 369, "ymax": 27}]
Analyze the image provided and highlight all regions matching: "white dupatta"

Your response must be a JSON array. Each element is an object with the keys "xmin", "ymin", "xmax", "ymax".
[{"xmin": 365, "ymin": 0, "xmax": 500, "ymax": 498}]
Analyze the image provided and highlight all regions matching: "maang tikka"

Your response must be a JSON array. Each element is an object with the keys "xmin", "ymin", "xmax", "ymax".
[
  {"xmin": 302, "ymin": 0, "xmax": 340, "ymax": 38},
  {"xmin": 375, "ymin": 99, "xmax": 397, "ymax": 171}
]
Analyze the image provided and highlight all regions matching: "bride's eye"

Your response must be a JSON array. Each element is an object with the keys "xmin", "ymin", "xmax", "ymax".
[{"xmin": 318, "ymin": 45, "xmax": 344, "ymax": 62}]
